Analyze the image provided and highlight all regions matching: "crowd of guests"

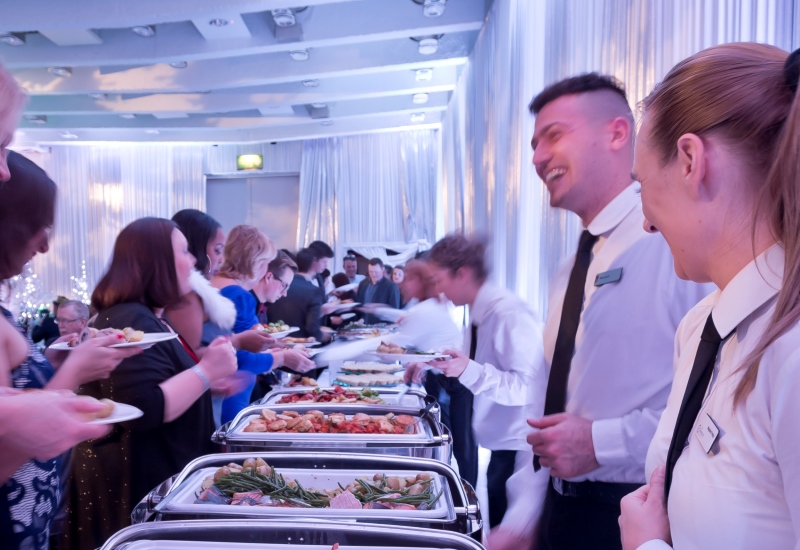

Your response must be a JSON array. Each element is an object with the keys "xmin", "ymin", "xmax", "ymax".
[{"xmin": 1, "ymin": 41, "xmax": 800, "ymax": 550}]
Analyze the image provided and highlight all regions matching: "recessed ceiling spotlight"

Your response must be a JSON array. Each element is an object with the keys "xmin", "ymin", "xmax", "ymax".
[
  {"xmin": 412, "ymin": 93, "xmax": 429, "ymax": 104},
  {"xmin": 145, "ymin": 129, "xmax": 160, "ymax": 135},
  {"xmin": 271, "ymin": 9, "xmax": 296, "ymax": 27},
  {"xmin": 415, "ymin": 68, "xmax": 433, "ymax": 82},
  {"xmin": 48, "ymin": 66, "xmax": 72, "ymax": 77},
  {"xmin": 290, "ymin": 49, "xmax": 309, "ymax": 61},
  {"xmin": 209, "ymin": 18, "xmax": 231, "ymax": 27},
  {"xmin": 24, "ymin": 115, "xmax": 47, "ymax": 124},
  {"xmin": 119, "ymin": 113, "xmax": 136, "ymax": 119},
  {"xmin": 320, "ymin": 120, "xmax": 333, "ymax": 126},
  {"xmin": 88, "ymin": 93, "xmax": 107, "ymax": 100},
  {"xmin": 417, "ymin": 38, "xmax": 438, "ymax": 55},
  {"xmin": 423, "ymin": 0, "xmax": 447, "ymax": 17},
  {"xmin": 131, "ymin": 25, "xmax": 156, "ymax": 37},
  {"xmin": 302, "ymin": 79, "xmax": 319, "ymax": 87},
  {"xmin": 169, "ymin": 61, "xmax": 188, "ymax": 69},
  {"xmin": 60, "ymin": 131, "xmax": 79, "ymax": 139},
  {"xmin": 311, "ymin": 102, "xmax": 327, "ymax": 109},
  {"xmin": 0, "ymin": 33, "xmax": 25, "ymax": 46},
  {"xmin": 411, "ymin": 112, "xmax": 426, "ymax": 123}
]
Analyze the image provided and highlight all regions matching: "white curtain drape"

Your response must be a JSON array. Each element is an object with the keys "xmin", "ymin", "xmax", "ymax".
[
  {"xmin": 441, "ymin": 0, "xmax": 799, "ymax": 318},
  {"xmin": 297, "ymin": 129, "xmax": 439, "ymax": 271}
]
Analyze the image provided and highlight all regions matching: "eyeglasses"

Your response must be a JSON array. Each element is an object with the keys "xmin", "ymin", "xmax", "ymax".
[
  {"xmin": 344, "ymin": 255, "xmax": 357, "ymax": 261},
  {"xmin": 55, "ymin": 317, "xmax": 82, "ymax": 324},
  {"xmin": 278, "ymin": 278, "xmax": 290, "ymax": 292}
]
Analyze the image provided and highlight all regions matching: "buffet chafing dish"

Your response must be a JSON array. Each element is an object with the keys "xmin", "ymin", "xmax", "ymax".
[
  {"xmin": 102, "ymin": 519, "xmax": 486, "ymax": 550},
  {"xmin": 212, "ymin": 404, "xmax": 450, "ymax": 461},
  {"xmin": 260, "ymin": 386, "xmax": 436, "ymax": 412},
  {"xmin": 132, "ymin": 453, "xmax": 481, "ymax": 539}
]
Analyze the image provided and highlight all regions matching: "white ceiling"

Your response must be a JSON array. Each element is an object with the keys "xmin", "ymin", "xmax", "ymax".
[{"xmin": 2, "ymin": 0, "xmax": 493, "ymax": 145}]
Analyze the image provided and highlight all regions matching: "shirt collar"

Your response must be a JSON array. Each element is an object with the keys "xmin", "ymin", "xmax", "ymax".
[
  {"xmin": 586, "ymin": 183, "xmax": 640, "ymax": 236},
  {"xmin": 470, "ymin": 282, "xmax": 499, "ymax": 325},
  {"xmin": 712, "ymin": 243, "xmax": 784, "ymax": 338}
]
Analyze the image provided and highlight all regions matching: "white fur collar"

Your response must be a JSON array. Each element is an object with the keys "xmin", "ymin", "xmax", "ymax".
[{"xmin": 188, "ymin": 269, "xmax": 237, "ymax": 330}]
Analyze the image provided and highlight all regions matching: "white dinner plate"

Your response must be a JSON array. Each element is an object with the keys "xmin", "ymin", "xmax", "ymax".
[
  {"xmin": 329, "ymin": 301, "xmax": 360, "ymax": 312},
  {"xmin": 268, "ymin": 327, "xmax": 300, "ymax": 339},
  {"xmin": 90, "ymin": 402, "xmax": 144, "ymax": 425},
  {"xmin": 50, "ymin": 332, "xmax": 178, "ymax": 351},
  {"xmin": 372, "ymin": 352, "xmax": 450, "ymax": 364},
  {"xmin": 340, "ymin": 312, "xmax": 356, "ymax": 320}
]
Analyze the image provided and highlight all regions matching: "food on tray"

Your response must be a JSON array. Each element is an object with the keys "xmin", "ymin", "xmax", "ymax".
[
  {"xmin": 68, "ymin": 326, "xmax": 144, "ymax": 347},
  {"xmin": 242, "ymin": 409, "xmax": 417, "ymax": 434},
  {"xmin": 276, "ymin": 386, "xmax": 385, "ymax": 405},
  {"xmin": 335, "ymin": 373, "xmax": 404, "ymax": 387},
  {"xmin": 376, "ymin": 341, "xmax": 405, "ymax": 354},
  {"xmin": 195, "ymin": 457, "xmax": 442, "ymax": 510},
  {"xmin": 340, "ymin": 362, "xmax": 403, "ymax": 374},
  {"xmin": 282, "ymin": 336, "xmax": 317, "ymax": 344},
  {"xmin": 261, "ymin": 321, "xmax": 291, "ymax": 334},
  {"xmin": 287, "ymin": 375, "xmax": 317, "ymax": 387}
]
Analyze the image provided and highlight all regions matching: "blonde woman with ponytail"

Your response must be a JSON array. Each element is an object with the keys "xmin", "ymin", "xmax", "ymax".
[{"xmin": 619, "ymin": 44, "xmax": 800, "ymax": 550}]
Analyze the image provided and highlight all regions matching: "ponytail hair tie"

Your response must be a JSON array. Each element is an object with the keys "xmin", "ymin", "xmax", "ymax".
[{"xmin": 785, "ymin": 48, "xmax": 800, "ymax": 94}]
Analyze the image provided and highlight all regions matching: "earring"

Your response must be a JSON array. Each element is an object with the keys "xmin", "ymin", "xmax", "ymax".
[{"xmin": 205, "ymin": 254, "xmax": 213, "ymax": 277}]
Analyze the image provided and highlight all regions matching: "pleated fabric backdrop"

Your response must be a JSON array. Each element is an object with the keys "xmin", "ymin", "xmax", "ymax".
[{"xmin": 440, "ymin": 0, "xmax": 799, "ymax": 318}]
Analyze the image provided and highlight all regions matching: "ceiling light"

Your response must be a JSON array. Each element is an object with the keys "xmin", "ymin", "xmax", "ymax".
[
  {"xmin": 302, "ymin": 79, "xmax": 319, "ymax": 87},
  {"xmin": 169, "ymin": 61, "xmax": 188, "ymax": 69},
  {"xmin": 131, "ymin": 25, "xmax": 156, "ymax": 37},
  {"xmin": 88, "ymin": 93, "xmax": 107, "ymax": 100},
  {"xmin": 411, "ymin": 112, "xmax": 426, "ymax": 123},
  {"xmin": 0, "ymin": 33, "xmax": 25, "ymax": 46},
  {"xmin": 320, "ymin": 120, "xmax": 333, "ymax": 126},
  {"xmin": 415, "ymin": 68, "xmax": 433, "ymax": 81},
  {"xmin": 119, "ymin": 113, "xmax": 136, "ymax": 119},
  {"xmin": 417, "ymin": 38, "xmax": 438, "ymax": 55},
  {"xmin": 423, "ymin": 0, "xmax": 447, "ymax": 17},
  {"xmin": 311, "ymin": 102, "xmax": 327, "ymax": 109},
  {"xmin": 412, "ymin": 93, "xmax": 429, "ymax": 104},
  {"xmin": 271, "ymin": 9, "xmax": 296, "ymax": 27},
  {"xmin": 290, "ymin": 49, "xmax": 309, "ymax": 61},
  {"xmin": 48, "ymin": 67, "xmax": 72, "ymax": 77},
  {"xmin": 60, "ymin": 131, "xmax": 78, "ymax": 139},
  {"xmin": 208, "ymin": 18, "xmax": 231, "ymax": 27},
  {"xmin": 24, "ymin": 115, "xmax": 47, "ymax": 124},
  {"xmin": 145, "ymin": 129, "xmax": 160, "ymax": 135}
]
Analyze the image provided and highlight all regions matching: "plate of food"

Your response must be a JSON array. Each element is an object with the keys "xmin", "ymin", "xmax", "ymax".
[
  {"xmin": 286, "ymin": 375, "xmax": 318, "ymax": 387},
  {"xmin": 50, "ymin": 328, "xmax": 178, "ymax": 350},
  {"xmin": 260, "ymin": 322, "xmax": 300, "ymax": 339},
  {"xmin": 84, "ymin": 398, "xmax": 144, "ymax": 425},
  {"xmin": 281, "ymin": 336, "xmax": 320, "ymax": 348},
  {"xmin": 372, "ymin": 342, "xmax": 450, "ymax": 364},
  {"xmin": 340, "ymin": 361, "xmax": 403, "ymax": 375},
  {"xmin": 334, "ymin": 373, "xmax": 405, "ymax": 387}
]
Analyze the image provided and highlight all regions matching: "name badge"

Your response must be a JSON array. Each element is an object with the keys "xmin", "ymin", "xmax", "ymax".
[
  {"xmin": 594, "ymin": 267, "xmax": 623, "ymax": 286},
  {"xmin": 695, "ymin": 412, "xmax": 720, "ymax": 454}
]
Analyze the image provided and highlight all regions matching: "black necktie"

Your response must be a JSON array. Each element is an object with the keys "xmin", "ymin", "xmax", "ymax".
[
  {"xmin": 469, "ymin": 323, "xmax": 478, "ymax": 360},
  {"xmin": 664, "ymin": 313, "xmax": 724, "ymax": 500},
  {"xmin": 534, "ymin": 230, "xmax": 599, "ymax": 471}
]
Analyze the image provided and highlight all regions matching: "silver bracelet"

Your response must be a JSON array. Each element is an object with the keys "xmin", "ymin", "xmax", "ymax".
[{"xmin": 191, "ymin": 365, "xmax": 211, "ymax": 391}]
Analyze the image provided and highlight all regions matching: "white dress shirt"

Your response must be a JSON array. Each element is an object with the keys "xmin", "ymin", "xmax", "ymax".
[
  {"xmin": 349, "ymin": 274, "xmax": 366, "ymax": 285},
  {"xmin": 641, "ymin": 245, "xmax": 799, "ymax": 550},
  {"xmin": 543, "ymin": 184, "xmax": 713, "ymax": 484},
  {"xmin": 386, "ymin": 297, "xmax": 462, "ymax": 352}
]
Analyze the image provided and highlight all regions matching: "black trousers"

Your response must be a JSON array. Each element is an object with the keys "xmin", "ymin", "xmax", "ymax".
[
  {"xmin": 425, "ymin": 373, "xmax": 479, "ymax": 488},
  {"xmin": 538, "ymin": 479, "xmax": 638, "ymax": 550},
  {"xmin": 487, "ymin": 450, "xmax": 517, "ymax": 528}
]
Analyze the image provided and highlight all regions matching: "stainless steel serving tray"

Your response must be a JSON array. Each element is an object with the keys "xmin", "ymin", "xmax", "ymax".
[
  {"xmin": 260, "ymin": 387, "xmax": 433, "ymax": 411},
  {"xmin": 101, "ymin": 519, "xmax": 486, "ymax": 550},
  {"xmin": 133, "ymin": 453, "xmax": 481, "ymax": 538},
  {"xmin": 212, "ymin": 405, "xmax": 450, "ymax": 461}
]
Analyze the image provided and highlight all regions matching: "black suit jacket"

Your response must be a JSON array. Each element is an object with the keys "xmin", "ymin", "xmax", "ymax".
[
  {"xmin": 267, "ymin": 274, "xmax": 324, "ymax": 341},
  {"xmin": 356, "ymin": 277, "xmax": 401, "ymax": 324}
]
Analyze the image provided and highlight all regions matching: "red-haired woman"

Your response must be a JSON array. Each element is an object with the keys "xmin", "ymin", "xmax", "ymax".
[{"xmin": 65, "ymin": 217, "xmax": 236, "ymax": 548}]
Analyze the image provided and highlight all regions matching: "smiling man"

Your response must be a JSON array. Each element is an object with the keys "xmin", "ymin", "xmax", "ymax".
[{"xmin": 527, "ymin": 74, "xmax": 712, "ymax": 550}]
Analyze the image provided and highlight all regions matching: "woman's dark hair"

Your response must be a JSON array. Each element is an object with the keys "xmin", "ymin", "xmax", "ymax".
[
  {"xmin": 0, "ymin": 151, "xmax": 57, "ymax": 278},
  {"xmin": 92, "ymin": 217, "xmax": 183, "ymax": 311},
  {"xmin": 171, "ymin": 209, "xmax": 221, "ymax": 276},
  {"xmin": 331, "ymin": 272, "xmax": 350, "ymax": 288},
  {"xmin": 268, "ymin": 250, "xmax": 298, "ymax": 280}
]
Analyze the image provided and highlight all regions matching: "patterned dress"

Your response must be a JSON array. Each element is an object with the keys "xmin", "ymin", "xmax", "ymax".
[{"xmin": 0, "ymin": 307, "xmax": 60, "ymax": 550}]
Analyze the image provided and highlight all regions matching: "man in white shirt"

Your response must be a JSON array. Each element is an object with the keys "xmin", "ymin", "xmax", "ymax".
[
  {"xmin": 343, "ymin": 254, "xmax": 366, "ymax": 285},
  {"xmin": 525, "ymin": 74, "xmax": 712, "ymax": 550},
  {"xmin": 406, "ymin": 234, "xmax": 549, "ymax": 544}
]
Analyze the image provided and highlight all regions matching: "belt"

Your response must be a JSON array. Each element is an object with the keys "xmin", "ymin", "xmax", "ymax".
[{"xmin": 551, "ymin": 477, "xmax": 642, "ymax": 504}]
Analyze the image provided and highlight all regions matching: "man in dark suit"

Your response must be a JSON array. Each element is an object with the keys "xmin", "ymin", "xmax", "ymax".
[
  {"xmin": 356, "ymin": 257, "xmax": 401, "ymax": 324},
  {"xmin": 267, "ymin": 248, "xmax": 327, "ymax": 342}
]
